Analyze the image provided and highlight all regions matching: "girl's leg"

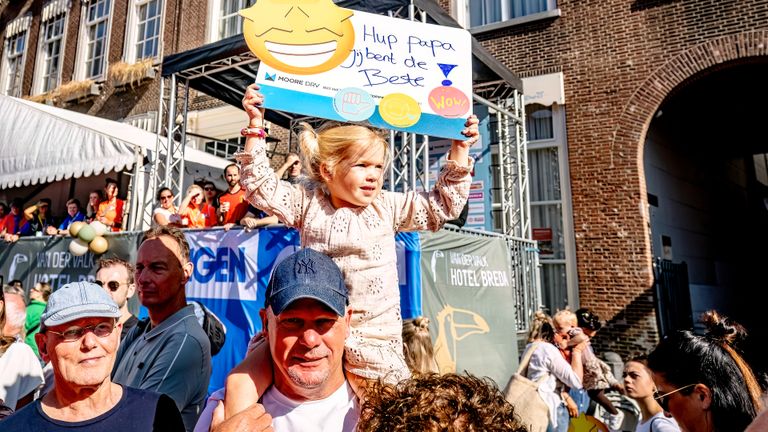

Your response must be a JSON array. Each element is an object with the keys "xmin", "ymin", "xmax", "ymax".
[
  {"xmin": 223, "ymin": 337, "xmax": 273, "ymax": 419},
  {"xmin": 345, "ymin": 369, "xmax": 373, "ymax": 402}
]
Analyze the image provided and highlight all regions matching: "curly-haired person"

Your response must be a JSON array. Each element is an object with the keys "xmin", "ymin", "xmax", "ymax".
[{"xmin": 357, "ymin": 373, "xmax": 528, "ymax": 432}]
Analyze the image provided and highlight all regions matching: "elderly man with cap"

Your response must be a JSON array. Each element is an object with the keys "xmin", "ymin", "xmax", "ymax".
[
  {"xmin": 1, "ymin": 281, "xmax": 185, "ymax": 431},
  {"xmin": 200, "ymin": 248, "xmax": 358, "ymax": 432}
]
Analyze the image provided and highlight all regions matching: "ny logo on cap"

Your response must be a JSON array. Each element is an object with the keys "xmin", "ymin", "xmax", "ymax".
[{"xmin": 295, "ymin": 258, "xmax": 315, "ymax": 274}]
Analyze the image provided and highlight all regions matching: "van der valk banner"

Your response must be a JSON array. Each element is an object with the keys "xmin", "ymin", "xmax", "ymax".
[{"xmin": 241, "ymin": 0, "xmax": 472, "ymax": 140}]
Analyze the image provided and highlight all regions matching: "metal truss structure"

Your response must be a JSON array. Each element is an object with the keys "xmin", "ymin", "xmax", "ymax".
[{"xmin": 144, "ymin": 1, "xmax": 537, "ymax": 318}]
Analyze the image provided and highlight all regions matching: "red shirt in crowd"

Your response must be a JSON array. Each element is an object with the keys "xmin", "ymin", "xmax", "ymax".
[{"xmin": 217, "ymin": 189, "xmax": 248, "ymax": 225}]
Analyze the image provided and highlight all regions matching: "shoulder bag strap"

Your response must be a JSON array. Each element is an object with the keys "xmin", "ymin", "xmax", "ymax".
[
  {"xmin": 517, "ymin": 342, "xmax": 543, "ymax": 375},
  {"xmin": 524, "ymin": 342, "xmax": 554, "ymax": 384}
]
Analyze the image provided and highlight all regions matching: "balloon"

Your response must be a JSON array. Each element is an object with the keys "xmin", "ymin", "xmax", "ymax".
[
  {"xmin": 89, "ymin": 220, "xmax": 107, "ymax": 236},
  {"xmin": 69, "ymin": 221, "xmax": 85, "ymax": 237},
  {"xmin": 68, "ymin": 239, "xmax": 89, "ymax": 256},
  {"xmin": 89, "ymin": 236, "xmax": 109, "ymax": 254},
  {"xmin": 77, "ymin": 224, "xmax": 96, "ymax": 243}
]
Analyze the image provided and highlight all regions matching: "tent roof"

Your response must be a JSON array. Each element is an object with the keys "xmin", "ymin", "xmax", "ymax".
[
  {"xmin": 0, "ymin": 95, "xmax": 229, "ymax": 189},
  {"xmin": 161, "ymin": 0, "xmax": 523, "ymax": 127}
]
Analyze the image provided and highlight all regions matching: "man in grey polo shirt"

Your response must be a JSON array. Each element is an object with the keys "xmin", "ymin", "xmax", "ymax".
[{"xmin": 113, "ymin": 226, "xmax": 212, "ymax": 431}]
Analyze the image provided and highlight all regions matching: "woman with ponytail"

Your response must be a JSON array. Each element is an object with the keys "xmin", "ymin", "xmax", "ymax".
[
  {"xmin": 648, "ymin": 310, "xmax": 763, "ymax": 431},
  {"xmin": 402, "ymin": 316, "xmax": 439, "ymax": 375}
]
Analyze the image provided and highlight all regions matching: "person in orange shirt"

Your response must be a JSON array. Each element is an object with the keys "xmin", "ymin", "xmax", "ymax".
[
  {"xmin": 178, "ymin": 184, "xmax": 215, "ymax": 228},
  {"xmin": 216, "ymin": 164, "xmax": 249, "ymax": 229},
  {"xmin": 201, "ymin": 181, "xmax": 220, "ymax": 227},
  {"xmin": 96, "ymin": 178, "xmax": 125, "ymax": 231}
]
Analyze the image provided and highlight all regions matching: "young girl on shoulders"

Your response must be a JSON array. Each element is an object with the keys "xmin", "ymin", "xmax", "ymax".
[{"xmin": 223, "ymin": 83, "xmax": 478, "ymax": 419}]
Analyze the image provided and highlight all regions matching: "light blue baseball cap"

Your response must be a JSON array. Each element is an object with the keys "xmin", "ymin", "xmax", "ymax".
[{"xmin": 41, "ymin": 281, "xmax": 121, "ymax": 327}]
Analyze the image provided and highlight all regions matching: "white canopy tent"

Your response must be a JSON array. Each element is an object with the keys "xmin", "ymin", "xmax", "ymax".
[{"xmin": 0, "ymin": 94, "xmax": 229, "ymax": 228}]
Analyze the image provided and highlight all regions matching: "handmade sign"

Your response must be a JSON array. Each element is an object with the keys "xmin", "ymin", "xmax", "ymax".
[{"xmin": 240, "ymin": 0, "xmax": 473, "ymax": 140}]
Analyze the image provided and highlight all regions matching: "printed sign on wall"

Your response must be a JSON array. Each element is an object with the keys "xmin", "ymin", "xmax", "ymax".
[{"xmin": 241, "ymin": 0, "xmax": 473, "ymax": 140}]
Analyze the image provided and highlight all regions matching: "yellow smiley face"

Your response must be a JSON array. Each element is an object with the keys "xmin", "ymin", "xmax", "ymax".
[
  {"xmin": 240, "ymin": 0, "xmax": 355, "ymax": 75},
  {"xmin": 379, "ymin": 93, "xmax": 421, "ymax": 128}
]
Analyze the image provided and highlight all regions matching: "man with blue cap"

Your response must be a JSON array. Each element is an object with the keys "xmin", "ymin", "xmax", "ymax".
[
  {"xmin": 203, "ymin": 248, "xmax": 358, "ymax": 432},
  {"xmin": 1, "ymin": 281, "xmax": 185, "ymax": 431}
]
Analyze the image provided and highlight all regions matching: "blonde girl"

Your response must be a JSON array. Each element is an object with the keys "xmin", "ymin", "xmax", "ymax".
[{"xmin": 223, "ymin": 83, "xmax": 478, "ymax": 419}]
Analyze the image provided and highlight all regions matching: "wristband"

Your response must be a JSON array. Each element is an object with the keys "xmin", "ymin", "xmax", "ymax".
[{"xmin": 241, "ymin": 127, "xmax": 268, "ymax": 138}]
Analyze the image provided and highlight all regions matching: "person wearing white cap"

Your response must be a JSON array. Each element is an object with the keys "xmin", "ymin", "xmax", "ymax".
[{"xmin": 0, "ymin": 281, "xmax": 185, "ymax": 431}]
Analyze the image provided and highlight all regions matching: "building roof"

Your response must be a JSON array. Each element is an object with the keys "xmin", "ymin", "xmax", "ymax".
[{"xmin": 0, "ymin": 94, "xmax": 229, "ymax": 189}]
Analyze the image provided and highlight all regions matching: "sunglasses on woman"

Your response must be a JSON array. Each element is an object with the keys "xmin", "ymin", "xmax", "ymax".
[
  {"xmin": 94, "ymin": 280, "xmax": 126, "ymax": 292},
  {"xmin": 654, "ymin": 383, "xmax": 697, "ymax": 411}
]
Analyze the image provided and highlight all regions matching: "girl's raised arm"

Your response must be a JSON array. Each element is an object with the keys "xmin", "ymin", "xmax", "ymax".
[
  {"xmin": 242, "ymin": 83, "xmax": 266, "ymax": 153},
  {"xmin": 448, "ymin": 115, "xmax": 480, "ymax": 166}
]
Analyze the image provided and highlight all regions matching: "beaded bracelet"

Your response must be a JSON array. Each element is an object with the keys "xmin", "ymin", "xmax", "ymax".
[{"xmin": 240, "ymin": 127, "xmax": 268, "ymax": 138}]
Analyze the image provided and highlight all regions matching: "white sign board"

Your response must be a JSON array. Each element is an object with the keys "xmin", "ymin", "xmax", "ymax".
[{"xmin": 241, "ymin": 1, "xmax": 473, "ymax": 140}]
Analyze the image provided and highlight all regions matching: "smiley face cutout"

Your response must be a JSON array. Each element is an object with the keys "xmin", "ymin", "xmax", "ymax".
[{"xmin": 240, "ymin": 0, "xmax": 355, "ymax": 75}]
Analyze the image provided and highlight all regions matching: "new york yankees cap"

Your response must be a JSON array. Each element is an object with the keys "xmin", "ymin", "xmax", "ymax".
[{"xmin": 265, "ymin": 248, "xmax": 349, "ymax": 316}]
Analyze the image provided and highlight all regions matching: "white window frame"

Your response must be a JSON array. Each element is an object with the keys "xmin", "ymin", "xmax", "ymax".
[
  {"xmin": 206, "ymin": 0, "xmax": 253, "ymax": 43},
  {"xmin": 0, "ymin": 15, "xmax": 32, "ymax": 97},
  {"xmin": 454, "ymin": 0, "xmax": 559, "ymax": 29},
  {"xmin": 33, "ymin": 10, "xmax": 68, "ymax": 94},
  {"xmin": 124, "ymin": 0, "xmax": 166, "ymax": 63},
  {"xmin": 526, "ymin": 103, "xmax": 579, "ymax": 308},
  {"xmin": 74, "ymin": 0, "xmax": 115, "ymax": 81}
]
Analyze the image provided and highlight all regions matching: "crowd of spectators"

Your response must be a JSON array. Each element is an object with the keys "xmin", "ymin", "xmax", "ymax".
[
  {"xmin": 0, "ymin": 155, "xmax": 302, "ymax": 243},
  {"xmin": 0, "ymin": 178, "xmax": 123, "ymax": 243}
]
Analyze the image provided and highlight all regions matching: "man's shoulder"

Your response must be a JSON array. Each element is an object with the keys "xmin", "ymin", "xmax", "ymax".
[{"xmin": 1, "ymin": 400, "xmax": 45, "ymax": 430}]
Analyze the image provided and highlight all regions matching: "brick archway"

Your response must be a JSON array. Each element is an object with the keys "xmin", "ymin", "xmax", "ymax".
[{"xmin": 612, "ymin": 30, "xmax": 768, "ymax": 286}]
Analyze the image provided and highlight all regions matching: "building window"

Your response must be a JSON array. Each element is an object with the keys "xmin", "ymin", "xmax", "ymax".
[
  {"xmin": 526, "ymin": 104, "xmax": 554, "ymax": 141},
  {"xmin": 134, "ymin": 0, "xmax": 163, "ymax": 60},
  {"xmin": 524, "ymin": 103, "xmax": 577, "ymax": 313},
  {"xmin": 82, "ymin": 0, "xmax": 112, "ymax": 79},
  {"xmin": 37, "ymin": 13, "xmax": 66, "ymax": 93},
  {"xmin": 209, "ymin": 0, "xmax": 254, "ymax": 41},
  {"xmin": 469, "ymin": 0, "xmax": 556, "ymax": 27},
  {"xmin": 2, "ymin": 31, "xmax": 27, "ymax": 97}
]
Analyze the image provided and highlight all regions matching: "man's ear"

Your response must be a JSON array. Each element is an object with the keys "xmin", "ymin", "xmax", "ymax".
[
  {"xmin": 35, "ymin": 333, "xmax": 50, "ymax": 362},
  {"xmin": 181, "ymin": 260, "xmax": 194, "ymax": 283},
  {"xmin": 259, "ymin": 309, "xmax": 268, "ymax": 334},
  {"xmin": 344, "ymin": 309, "xmax": 352, "ymax": 338},
  {"xmin": 126, "ymin": 283, "xmax": 137, "ymax": 300}
]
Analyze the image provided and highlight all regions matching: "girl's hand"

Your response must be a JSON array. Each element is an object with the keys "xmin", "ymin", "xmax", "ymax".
[
  {"xmin": 242, "ymin": 84, "xmax": 266, "ymax": 128},
  {"xmin": 455, "ymin": 114, "xmax": 480, "ymax": 149}
]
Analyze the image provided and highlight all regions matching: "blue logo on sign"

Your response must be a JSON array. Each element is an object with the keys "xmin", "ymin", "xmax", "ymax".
[{"xmin": 191, "ymin": 247, "xmax": 247, "ymax": 283}]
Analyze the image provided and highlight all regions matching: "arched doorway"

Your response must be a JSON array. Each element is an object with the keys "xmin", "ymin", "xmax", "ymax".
[{"xmin": 644, "ymin": 59, "xmax": 768, "ymax": 370}]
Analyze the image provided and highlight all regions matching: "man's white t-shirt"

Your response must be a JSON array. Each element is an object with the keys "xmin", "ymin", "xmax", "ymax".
[
  {"xmin": 635, "ymin": 411, "xmax": 680, "ymax": 432},
  {"xmin": 262, "ymin": 381, "xmax": 359, "ymax": 432}
]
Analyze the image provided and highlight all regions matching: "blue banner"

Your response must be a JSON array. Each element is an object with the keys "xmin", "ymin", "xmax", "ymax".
[{"xmin": 185, "ymin": 227, "xmax": 300, "ymax": 393}]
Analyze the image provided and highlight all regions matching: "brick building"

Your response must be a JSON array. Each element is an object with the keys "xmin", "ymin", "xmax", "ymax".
[
  {"xmin": 4, "ymin": 0, "xmax": 768, "ymax": 361},
  {"xmin": 0, "ymin": 0, "xmax": 291, "ymax": 218},
  {"xmin": 436, "ymin": 0, "xmax": 768, "ymax": 360}
]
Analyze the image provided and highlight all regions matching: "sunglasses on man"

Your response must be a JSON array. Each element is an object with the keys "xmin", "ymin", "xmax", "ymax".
[{"xmin": 94, "ymin": 280, "xmax": 127, "ymax": 292}]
